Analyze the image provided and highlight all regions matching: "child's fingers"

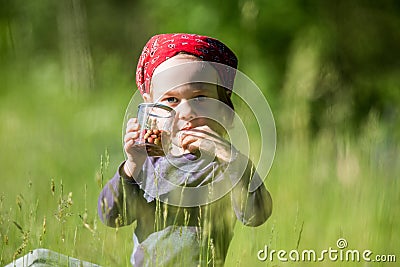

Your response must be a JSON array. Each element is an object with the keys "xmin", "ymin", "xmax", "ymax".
[
  {"xmin": 126, "ymin": 118, "xmax": 140, "ymax": 132},
  {"xmin": 187, "ymin": 141, "xmax": 201, "ymax": 153},
  {"xmin": 180, "ymin": 129, "xmax": 221, "ymax": 154},
  {"xmin": 180, "ymin": 134, "xmax": 198, "ymax": 150},
  {"xmin": 124, "ymin": 139, "xmax": 134, "ymax": 150},
  {"xmin": 126, "ymin": 122, "xmax": 140, "ymax": 133},
  {"xmin": 124, "ymin": 138, "xmax": 147, "ymax": 156},
  {"xmin": 190, "ymin": 125, "xmax": 219, "ymax": 137},
  {"xmin": 127, "ymin": 118, "xmax": 138, "ymax": 125},
  {"xmin": 124, "ymin": 131, "xmax": 139, "ymax": 143}
]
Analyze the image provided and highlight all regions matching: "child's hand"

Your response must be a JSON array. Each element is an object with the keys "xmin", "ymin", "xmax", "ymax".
[
  {"xmin": 123, "ymin": 118, "xmax": 147, "ymax": 177},
  {"xmin": 179, "ymin": 125, "xmax": 233, "ymax": 162}
]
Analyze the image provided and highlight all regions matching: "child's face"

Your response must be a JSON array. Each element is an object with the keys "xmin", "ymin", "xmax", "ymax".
[{"xmin": 144, "ymin": 54, "xmax": 226, "ymax": 138}]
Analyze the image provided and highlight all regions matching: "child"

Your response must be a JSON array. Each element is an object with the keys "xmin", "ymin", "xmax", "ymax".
[{"xmin": 98, "ymin": 33, "xmax": 272, "ymax": 266}]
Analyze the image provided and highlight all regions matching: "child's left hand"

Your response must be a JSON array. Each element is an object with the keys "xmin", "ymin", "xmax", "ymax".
[{"xmin": 179, "ymin": 125, "xmax": 233, "ymax": 162}]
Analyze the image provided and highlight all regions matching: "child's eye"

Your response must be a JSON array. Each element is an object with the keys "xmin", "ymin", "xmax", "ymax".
[
  {"xmin": 165, "ymin": 97, "xmax": 179, "ymax": 103},
  {"xmin": 193, "ymin": 95, "xmax": 207, "ymax": 102}
]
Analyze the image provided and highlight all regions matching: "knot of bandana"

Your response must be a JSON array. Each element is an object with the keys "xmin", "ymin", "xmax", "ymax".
[{"xmin": 136, "ymin": 33, "xmax": 238, "ymax": 95}]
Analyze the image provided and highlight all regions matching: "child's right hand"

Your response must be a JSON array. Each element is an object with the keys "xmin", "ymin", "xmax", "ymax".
[{"xmin": 123, "ymin": 118, "xmax": 147, "ymax": 177}]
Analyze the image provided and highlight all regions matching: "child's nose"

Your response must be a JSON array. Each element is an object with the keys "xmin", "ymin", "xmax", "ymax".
[{"xmin": 176, "ymin": 99, "xmax": 196, "ymax": 121}]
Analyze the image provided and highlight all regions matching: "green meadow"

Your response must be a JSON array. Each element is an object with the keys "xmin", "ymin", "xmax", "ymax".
[{"xmin": 1, "ymin": 55, "xmax": 399, "ymax": 267}]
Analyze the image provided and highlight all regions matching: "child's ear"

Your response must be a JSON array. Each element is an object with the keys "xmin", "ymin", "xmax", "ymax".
[{"xmin": 143, "ymin": 93, "xmax": 152, "ymax": 103}]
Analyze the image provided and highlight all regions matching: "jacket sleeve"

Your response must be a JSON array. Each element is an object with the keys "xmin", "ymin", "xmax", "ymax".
[
  {"xmin": 230, "ymin": 155, "xmax": 273, "ymax": 227},
  {"xmin": 97, "ymin": 162, "xmax": 150, "ymax": 227}
]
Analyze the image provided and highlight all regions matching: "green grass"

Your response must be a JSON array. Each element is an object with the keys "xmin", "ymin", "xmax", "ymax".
[{"xmin": 0, "ymin": 58, "xmax": 399, "ymax": 266}]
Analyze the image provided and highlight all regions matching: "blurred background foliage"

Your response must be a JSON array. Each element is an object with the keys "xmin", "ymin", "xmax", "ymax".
[
  {"xmin": 0, "ymin": 0, "xmax": 399, "ymax": 266},
  {"xmin": 1, "ymin": 0, "xmax": 399, "ymax": 133}
]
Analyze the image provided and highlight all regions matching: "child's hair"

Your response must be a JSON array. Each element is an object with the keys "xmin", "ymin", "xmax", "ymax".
[{"xmin": 217, "ymin": 85, "xmax": 234, "ymax": 111}]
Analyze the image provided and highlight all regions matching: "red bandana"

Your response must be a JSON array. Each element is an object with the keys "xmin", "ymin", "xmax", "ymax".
[{"xmin": 136, "ymin": 33, "xmax": 238, "ymax": 95}]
